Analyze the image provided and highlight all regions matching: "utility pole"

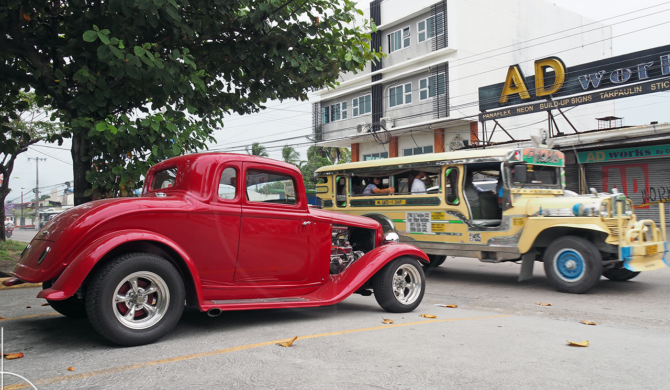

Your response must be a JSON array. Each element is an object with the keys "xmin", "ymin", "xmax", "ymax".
[
  {"xmin": 21, "ymin": 191, "xmax": 24, "ymax": 227},
  {"xmin": 27, "ymin": 157, "xmax": 46, "ymax": 229}
]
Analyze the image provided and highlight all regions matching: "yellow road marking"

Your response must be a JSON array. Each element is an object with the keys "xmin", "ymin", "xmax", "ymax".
[
  {"xmin": 0, "ymin": 313, "xmax": 59, "ymax": 322},
  {"xmin": 0, "ymin": 277, "xmax": 42, "ymax": 290},
  {"xmin": 3, "ymin": 314, "xmax": 509, "ymax": 389}
]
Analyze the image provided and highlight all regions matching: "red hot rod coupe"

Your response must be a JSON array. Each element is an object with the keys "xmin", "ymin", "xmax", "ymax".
[{"xmin": 4, "ymin": 153, "xmax": 429, "ymax": 345}]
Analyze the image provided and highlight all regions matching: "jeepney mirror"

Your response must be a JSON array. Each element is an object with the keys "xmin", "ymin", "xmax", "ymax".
[{"xmin": 513, "ymin": 165, "xmax": 527, "ymax": 183}]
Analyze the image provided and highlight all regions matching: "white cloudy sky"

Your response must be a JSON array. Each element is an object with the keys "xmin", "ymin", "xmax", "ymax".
[{"xmin": 6, "ymin": 0, "xmax": 670, "ymax": 203}]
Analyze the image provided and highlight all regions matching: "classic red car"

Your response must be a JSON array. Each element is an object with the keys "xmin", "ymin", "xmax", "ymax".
[{"xmin": 5, "ymin": 153, "xmax": 428, "ymax": 345}]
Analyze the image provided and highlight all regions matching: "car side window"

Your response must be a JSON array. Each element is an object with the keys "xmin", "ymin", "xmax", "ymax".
[
  {"xmin": 246, "ymin": 169, "xmax": 297, "ymax": 205},
  {"xmin": 219, "ymin": 167, "xmax": 237, "ymax": 200},
  {"xmin": 151, "ymin": 167, "xmax": 178, "ymax": 190}
]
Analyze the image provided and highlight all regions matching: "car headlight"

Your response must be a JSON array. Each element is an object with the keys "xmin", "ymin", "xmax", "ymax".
[{"xmin": 600, "ymin": 202, "xmax": 610, "ymax": 218}]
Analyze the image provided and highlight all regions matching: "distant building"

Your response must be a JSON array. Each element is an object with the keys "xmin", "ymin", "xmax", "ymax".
[{"xmin": 313, "ymin": 0, "xmax": 614, "ymax": 161}]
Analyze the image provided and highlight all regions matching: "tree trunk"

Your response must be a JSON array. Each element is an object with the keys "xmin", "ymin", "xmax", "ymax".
[
  {"xmin": 0, "ymin": 187, "xmax": 8, "ymax": 241},
  {"xmin": 71, "ymin": 129, "xmax": 92, "ymax": 206}
]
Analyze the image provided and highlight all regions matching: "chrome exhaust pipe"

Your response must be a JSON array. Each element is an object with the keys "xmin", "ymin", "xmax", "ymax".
[{"xmin": 207, "ymin": 308, "xmax": 222, "ymax": 317}]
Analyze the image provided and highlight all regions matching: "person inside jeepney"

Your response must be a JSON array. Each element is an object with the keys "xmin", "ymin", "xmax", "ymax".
[
  {"xmin": 464, "ymin": 170, "xmax": 498, "ymax": 220},
  {"xmin": 496, "ymin": 175, "xmax": 504, "ymax": 208},
  {"xmin": 363, "ymin": 177, "xmax": 395, "ymax": 195},
  {"xmin": 411, "ymin": 171, "xmax": 427, "ymax": 194}
]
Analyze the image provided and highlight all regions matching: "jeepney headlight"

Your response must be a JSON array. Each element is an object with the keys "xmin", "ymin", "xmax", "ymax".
[
  {"xmin": 625, "ymin": 200, "xmax": 633, "ymax": 216},
  {"xmin": 600, "ymin": 202, "xmax": 609, "ymax": 218}
]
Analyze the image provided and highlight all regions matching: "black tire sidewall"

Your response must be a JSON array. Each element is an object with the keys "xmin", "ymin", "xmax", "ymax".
[
  {"xmin": 603, "ymin": 267, "xmax": 640, "ymax": 281},
  {"xmin": 543, "ymin": 236, "xmax": 603, "ymax": 294},
  {"xmin": 373, "ymin": 256, "xmax": 426, "ymax": 313},
  {"xmin": 86, "ymin": 253, "xmax": 185, "ymax": 346},
  {"xmin": 43, "ymin": 281, "xmax": 87, "ymax": 319}
]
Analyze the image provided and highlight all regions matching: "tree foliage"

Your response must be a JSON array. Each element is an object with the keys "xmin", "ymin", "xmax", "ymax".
[
  {"xmin": 246, "ymin": 142, "xmax": 269, "ymax": 157},
  {"xmin": 1, "ymin": 0, "xmax": 381, "ymax": 204},
  {"xmin": 281, "ymin": 144, "xmax": 300, "ymax": 166},
  {"xmin": 300, "ymin": 145, "xmax": 350, "ymax": 190}
]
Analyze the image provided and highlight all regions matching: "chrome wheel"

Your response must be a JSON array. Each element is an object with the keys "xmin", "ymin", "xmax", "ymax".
[
  {"xmin": 392, "ymin": 264, "xmax": 422, "ymax": 305},
  {"xmin": 112, "ymin": 271, "xmax": 170, "ymax": 330}
]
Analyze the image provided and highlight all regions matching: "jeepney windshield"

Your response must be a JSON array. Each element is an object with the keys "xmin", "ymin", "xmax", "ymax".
[{"xmin": 509, "ymin": 164, "xmax": 560, "ymax": 188}]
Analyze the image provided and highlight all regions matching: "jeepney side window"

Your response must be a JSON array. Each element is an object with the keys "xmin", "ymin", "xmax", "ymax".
[
  {"xmin": 445, "ymin": 167, "xmax": 460, "ymax": 205},
  {"xmin": 336, "ymin": 176, "xmax": 347, "ymax": 207}
]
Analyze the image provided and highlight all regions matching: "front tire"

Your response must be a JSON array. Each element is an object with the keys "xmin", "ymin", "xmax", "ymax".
[
  {"xmin": 543, "ymin": 236, "xmax": 603, "ymax": 294},
  {"xmin": 372, "ymin": 256, "xmax": 425, "ymax": 313},
  {"xmin": 603, "ymin": 267, "xmax": 640, "ymax": 281},
  {"xmin": 85, "ymin": 253, "xmax": 185, "ymax": 346},
  {"xmin": 43, "ymin": 280, "xmax": 87, "ymax": 318},
  {"xmin": 424, "ymin": 254, "xmax": 446, "ymax": 268}
]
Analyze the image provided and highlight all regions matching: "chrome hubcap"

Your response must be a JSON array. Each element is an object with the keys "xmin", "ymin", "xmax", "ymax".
[
  {"xmin": 392, "ymin": 264, "xmax": 422, "ymax": 305},
  {"xmin": 112, "ymin": 271, "xmax": 170, "ymax": 330},
  {"xmin": 565, "ymin": 260, "xmax": 577, "ymax": 270}
]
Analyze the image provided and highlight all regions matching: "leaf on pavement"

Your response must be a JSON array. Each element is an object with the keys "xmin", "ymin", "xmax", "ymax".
[
  {"xmin": 276, "ymin": 336, "xmax": 298, "ymax": 347},
  {"xmin": 26, "ymin": 306, "xmax": 31, "ymax": 308},
  {"xmin": 567, "ymin": 340, "xmax": 589, "ymax": 347},
  {"xmin": 41, "ymin": 303, "xmax": 50, "ymax": 306},
  {"xmin": 536, "ymin": 302, "xmax": 552, "ymax": 306},
  {"xmin": 382, "ymin": 318, "xmax": 394, "ymax": 324},
  {"xmin": 580, "ymin": 320, "xmax": 596, "ymax": 325},
  {"xmin": 4, "ymin": 353, "xmax": 24, "ymax": 360},
  {"xmin": 420, "ymin": 314, "xmax": 437, "ymax": 318},
  {"xmin": 67, "ymin": 366, "xmax": 75, "ymax": 371},
  {"xmin": 438, "ymin": 304, "xmax": 458, "ymax": 308}
]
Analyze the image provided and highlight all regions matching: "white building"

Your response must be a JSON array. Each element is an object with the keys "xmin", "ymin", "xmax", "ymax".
[{"xmin": 313, "ymin": 0, "xmax": 614, "ymax": 161}]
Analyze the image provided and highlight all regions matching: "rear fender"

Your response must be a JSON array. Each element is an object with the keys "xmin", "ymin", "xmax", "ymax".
[
  {"xmin": 37, "ymin": 230, "xmax": 203, "ymax": 303},
  {"xmin": 308, "ymin": 243, "xmax": 428, "ymax": 304}
]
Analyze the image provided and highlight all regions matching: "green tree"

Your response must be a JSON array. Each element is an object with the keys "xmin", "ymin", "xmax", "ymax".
[
  {"xmin": 246, "ymin": 142, "xmax": 269, "ymax": 157},
  {"xmin": 281, "ymin": 145, "xmax": 301, "ymax": 166},
  {"xmin": 1, "ymin": 0, "xmax": 381, "ymax": 205},
  {"xmin": 1, "ymin": 92, "xmax": 64, "ymax": 240}
]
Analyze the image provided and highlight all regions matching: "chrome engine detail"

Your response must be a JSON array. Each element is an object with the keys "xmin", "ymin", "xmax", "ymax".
[{"xmin": 330, "ymin": 226, "xmax": 366, "ymax": 274}]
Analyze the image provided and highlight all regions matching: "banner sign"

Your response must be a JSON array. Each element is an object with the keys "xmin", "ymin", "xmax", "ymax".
[
  {"xmin": 577, "ymin": 144, "xmax": 670, "ymax": 164},
  {"xmin": 479, "ymin": 77, "xmax": 670, "ymax": 122},
  {"xmin": 478, "ymin": 44, "xmax": 670, "ymax": 113}
]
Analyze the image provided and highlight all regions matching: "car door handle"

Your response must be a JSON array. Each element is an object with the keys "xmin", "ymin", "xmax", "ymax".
[{"xmin": 302, "ymin": 221, "xmax": 311, "ymax": 226}]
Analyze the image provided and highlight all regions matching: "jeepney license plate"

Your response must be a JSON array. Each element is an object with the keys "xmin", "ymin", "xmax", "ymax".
[
  {"xmin": 646, "ymin": 245, "xmax": 657, "ymax": 255},
  {"xmin": 375, "ymin": 199, "xmax": 406, "ymax": 206}
]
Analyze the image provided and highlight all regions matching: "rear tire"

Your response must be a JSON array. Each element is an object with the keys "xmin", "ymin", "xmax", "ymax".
[
  {"xmin": 543, "ymin": 236, "xmax": 603, "ymax": 294},
  {"xmin": 43, "ymin": 280, "xmax": 87, "ymax": 319},
  {"xmin": 603, "ymin": 267, "xmax": 640, "ymax": 281},
  {"xmin": 85, "ymin": 253, "xmax": 185, "ymax": 346},
  {"xmin": 373, "ymin": 256, "xmax": 425, "ymax": 313}
]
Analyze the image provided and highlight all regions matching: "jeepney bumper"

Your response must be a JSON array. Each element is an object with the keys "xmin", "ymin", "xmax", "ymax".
[{"xmin": 620, "ymin": 242, "xmax": 668, "ymax": 272}]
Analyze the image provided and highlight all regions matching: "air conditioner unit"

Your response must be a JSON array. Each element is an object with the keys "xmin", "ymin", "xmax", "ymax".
[
  {"xmin": 380, "ymin": 117, "xmax": 395, "ymax": 129},
  {"xmin": 356, "ymin": 123, "xmax": 371, "ymax": 134}
]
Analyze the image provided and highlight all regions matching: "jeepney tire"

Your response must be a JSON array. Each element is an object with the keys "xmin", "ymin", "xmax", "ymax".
[
  {"xmin": 424, "ymin": 255, "xmax": 447, "ymax": 268},
  {"xmin": 43, "ymin": 280, "xmax": 87, "ymax": 319},
  {"xmin": 603, "ymin": 267, "xmax": 640, "ymax": 281},
  {"xmin": 372, "ymin": 256, "xmax": 426, "ymax": 313},
  {"xmin": 543, "ymin": 236, "xmax": 603, "ymax": 294},
  {"xmin": 85, "ymin": 253, "xmax": 185, "ymax": 346}
]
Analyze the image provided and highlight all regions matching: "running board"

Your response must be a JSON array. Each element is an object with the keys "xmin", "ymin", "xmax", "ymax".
[{"xmin": 210, "ymin": 297, "xmax": 310, "ymax": 305}]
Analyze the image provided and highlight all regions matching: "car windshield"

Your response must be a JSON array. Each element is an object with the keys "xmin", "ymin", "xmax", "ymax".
[{"xmin": 511, "ymin": 165, "xmax": 558, "ymax": 187}]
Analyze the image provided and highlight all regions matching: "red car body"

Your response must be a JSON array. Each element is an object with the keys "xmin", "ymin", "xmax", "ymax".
[{"xmin": 8, "ymin": 154, "xmax": 427, "ymax": 315}]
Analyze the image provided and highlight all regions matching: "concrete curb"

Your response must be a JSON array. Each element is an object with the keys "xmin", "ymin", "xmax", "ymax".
[{"xmin": 0, "ymin": 277, "xmax": 42, "ymax": 290}]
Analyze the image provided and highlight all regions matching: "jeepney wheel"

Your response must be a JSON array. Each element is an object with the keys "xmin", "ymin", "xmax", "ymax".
[
  {"xmin": 603, "ymin": 267, "xmax": 640, "ymax": 281},
  {"xmin": 86, "ymin": 253, "xmax": 185, "ymax": 346},
  {"xmin": 43, "ymin": 280, "xmax": 87, "ymax": 319},
  {"xmin": 424, "ymin": 255, "xmax": 447, "ymax": 269},
  {"xmin": 543, "ymin": 236, "xmax": 603, "ymax": 294},
  {"xmin": 373, "ymin": 256, "xmax": 426, "ymax": 313}
]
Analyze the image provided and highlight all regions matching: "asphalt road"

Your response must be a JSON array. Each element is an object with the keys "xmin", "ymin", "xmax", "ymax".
[{"xmin": 2, "ymin": 257, "xmax": 670, "ymax": 389}]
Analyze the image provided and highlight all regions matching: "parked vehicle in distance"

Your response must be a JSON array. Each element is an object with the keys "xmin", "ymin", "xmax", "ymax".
[
  {"xmin": 3, "ymin": 154, "xmax": 428, "ymax": 346},
  {"xmin": 315, "ymin": 146, "xmax": 668, "ymax": 294}
]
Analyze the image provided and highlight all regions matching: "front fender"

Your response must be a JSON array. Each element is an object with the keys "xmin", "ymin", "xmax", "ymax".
[
  {"xmin": 308, "ymin": 243, "xmax": 428, "ymax": 304},
  {"xmin": 37, "ymin": 230, "xmax": 203, "ymax": 303},
  {"xmin": 518, "ymin": 218, "xmax": 609, "ymax": 253}
]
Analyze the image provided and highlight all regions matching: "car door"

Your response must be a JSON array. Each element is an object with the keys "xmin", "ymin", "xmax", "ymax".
[{"xmin": 235, "ymin": 163, "xmax": 313, "ymax": 282}]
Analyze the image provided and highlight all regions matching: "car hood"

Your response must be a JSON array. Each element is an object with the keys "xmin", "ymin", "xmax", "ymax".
[{"xmin": 310, "ymin": 208, "xmax": 381, "ymax": 230}]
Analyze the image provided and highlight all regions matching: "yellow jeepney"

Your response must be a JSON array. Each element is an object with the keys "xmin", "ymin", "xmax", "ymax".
[{"xmin": 315, "ymin": 147, "xmax": 668, "ymax": 293}]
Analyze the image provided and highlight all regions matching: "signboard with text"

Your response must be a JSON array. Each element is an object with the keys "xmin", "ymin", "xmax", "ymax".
[{"xmin": 577, "ymin": 144, "xmax": 670, "ymax": 164}]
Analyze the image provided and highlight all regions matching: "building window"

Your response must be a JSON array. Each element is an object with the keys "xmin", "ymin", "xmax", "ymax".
[
  {"xmin": 403, "ymin": 146, "xmax": 434, "ymax": 156},
  {"xmin": 389, "ymin": 83, "xmax": 412, "ymax": 108},
  {"xmin": 388, "ymin": 26, "xmax": 410, "ymax": 53},
  {"xmin": 322, "ymin": 101, "xmax": 348, "ymax": 123},
  {"xmin": 363, "ymin": 152, "xmax": 389, "ymax": 161},
  {"xmin": 418, "ymin": 13, "xmax": 444, "ymax": 43},
  {"xmin": 352, "ymin": 94, "xmax": 372, "ymax": 117},
  {"xmin": 419, "ymin": 73, "xmax": 446, "ymax": 100}
]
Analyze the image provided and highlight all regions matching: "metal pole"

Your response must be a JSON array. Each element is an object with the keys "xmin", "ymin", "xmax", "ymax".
[
  {"xmin": 28, "ymin": 157, "xmax": 46, "ymax": 229},
  {"xmin": 21, "ymin": 191, "xmax": 24, "ymax": 227}
]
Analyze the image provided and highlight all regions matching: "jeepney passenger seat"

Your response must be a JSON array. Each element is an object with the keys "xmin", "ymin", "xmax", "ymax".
[{"xmin": 464, "ymin": 182, "xmax": 482, "ymax": 220}]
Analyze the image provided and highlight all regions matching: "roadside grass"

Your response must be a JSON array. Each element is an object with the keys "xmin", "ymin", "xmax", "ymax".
[{"xmin": 0, "ymin": 240, "xmax": 28, "ymax": 275}]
